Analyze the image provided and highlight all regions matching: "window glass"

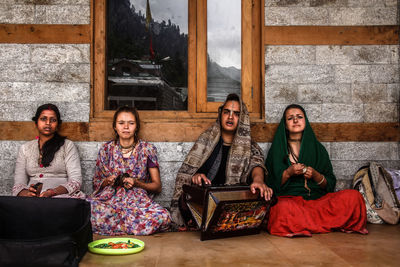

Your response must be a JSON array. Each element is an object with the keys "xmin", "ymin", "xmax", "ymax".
[
  {"xmin": 106, "ymin": 0, "xmax": 188, "ymax": 110},
  {"xmin": 207, "ymin": 0, "xmax": 241, "ymax": 102}
]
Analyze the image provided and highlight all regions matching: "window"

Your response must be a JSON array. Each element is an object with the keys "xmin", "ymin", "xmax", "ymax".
[{"xmin": 93, "ymin": 0, "xmax": 263, "ymax": 120}]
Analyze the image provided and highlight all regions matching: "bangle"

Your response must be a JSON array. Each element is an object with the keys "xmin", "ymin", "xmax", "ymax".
[{"xmin": 317, "ymin": 175, "xmax": 325, "ymax": 185}]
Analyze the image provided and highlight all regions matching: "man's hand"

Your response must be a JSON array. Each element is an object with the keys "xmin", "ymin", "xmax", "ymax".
[
  {"xmin": 191, "ymin": 173, "xmax": 211, "ymax": 185},
  {"xmin": 250, "ymin": 181, "xmax": 273, "ymax": 201}
]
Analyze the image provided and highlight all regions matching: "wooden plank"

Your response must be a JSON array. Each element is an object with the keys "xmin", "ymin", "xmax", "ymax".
[
  {"xmin": 196, "ymin": 0, "xmax": 207, "ymax": 112},
  {"xmin": 264, "ymin": 26, "xmax": 399, "ymax": 45},
  {"xmin": 0, "ymin": 122, "xmax": 89, "ymax": 141},
  {"xmin": 252, "ymin": 123, "xmax": 400, "ymax": 142},
  {"xmin": 92, "ymin": 0, "xmax": 106, "ymax": 115},
  {"xmin": 0, "ymin": 24, "xmax": 91, "ymax": 44},
  {"xmin": 1, "ymin": 121, "xmax": 398, "ymax": 142},
  {"xmin": 241, "ymin": 0, "xmax": 253, "ymax": 112},
  {"xmin": 187, "ymin": 0, "xmax": 197, "ymax": 114}
]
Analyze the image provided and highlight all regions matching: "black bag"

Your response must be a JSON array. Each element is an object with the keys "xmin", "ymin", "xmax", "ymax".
[{"xmin": 0, "ymin": 196, "xmax": 92, "ymax": 267}]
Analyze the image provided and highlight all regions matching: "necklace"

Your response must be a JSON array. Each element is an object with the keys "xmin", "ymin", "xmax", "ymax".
[
  {"xmin": 288, "ymin": 138, "xmax": 301, "ymax": 142},
  {"xmin": 120, "ymin": 141, "xmax": 137, "ymax": 158}
]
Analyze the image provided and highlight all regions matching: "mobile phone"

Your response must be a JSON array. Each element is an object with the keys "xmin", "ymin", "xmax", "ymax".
[{"xmin": 32, "ymin": 182, "xmax": 43, "ymax": 195}]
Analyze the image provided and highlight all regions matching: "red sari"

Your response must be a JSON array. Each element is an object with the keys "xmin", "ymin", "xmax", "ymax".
[{"xmin": 267, "ymin": 189, "xmax": 368, "ymax": 237}]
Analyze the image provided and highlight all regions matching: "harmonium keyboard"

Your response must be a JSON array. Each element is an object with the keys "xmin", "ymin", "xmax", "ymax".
[{"xmin": 182, "ymin": 184, "xmax": 276, "ymax": 241}]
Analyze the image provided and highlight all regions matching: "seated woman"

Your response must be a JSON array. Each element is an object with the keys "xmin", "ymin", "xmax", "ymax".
[
  {"xmin": 13, "ymin": 103, "xmax": 85, "ymax": 198},
  {"xmin": 87, "ymin": 106, "xmax": 171, "ymax": 235},
  {"xmin": 265, "ymin": 104, "xmax": 367, "ymax": 237}
]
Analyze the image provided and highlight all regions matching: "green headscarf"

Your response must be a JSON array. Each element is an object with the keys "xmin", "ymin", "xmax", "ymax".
[{"xmin": 265, "ymin": 104, "xmax": 336, "ymax": 200}]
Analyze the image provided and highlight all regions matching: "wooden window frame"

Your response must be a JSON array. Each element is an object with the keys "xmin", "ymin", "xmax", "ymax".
[{"xmin": 92, "ymin": 0, "xmax": 264, "ymax": 124}]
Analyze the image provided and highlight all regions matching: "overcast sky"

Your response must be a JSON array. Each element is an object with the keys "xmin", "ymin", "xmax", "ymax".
[{"xmin": 130, "ymin": 0, "xmax": 241, "ymax": 69}]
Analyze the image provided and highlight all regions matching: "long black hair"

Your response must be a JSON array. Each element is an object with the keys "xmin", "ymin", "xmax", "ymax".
[{"xmin": 32, "ymin": 103, "xmax": 66, "ymax": 167}]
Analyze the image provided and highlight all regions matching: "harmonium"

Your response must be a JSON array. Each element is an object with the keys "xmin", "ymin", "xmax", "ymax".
[{"xmin": 182, "ymin": 184, "xmax": 276, "ymax": 241}]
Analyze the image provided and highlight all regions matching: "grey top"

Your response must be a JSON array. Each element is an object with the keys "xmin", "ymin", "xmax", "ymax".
[{"xmin": 13, "ymin": 139, "xmax": 85, "ymax": 198}]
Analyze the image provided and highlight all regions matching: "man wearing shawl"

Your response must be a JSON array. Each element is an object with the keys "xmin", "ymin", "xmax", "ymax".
[
  {"xmin": 170, "ymin": 94, "xmax": 273, "ymax": 226},
  {"xmin": 265, "ymin": 104, "xmax": 367, "ymax": 237}
]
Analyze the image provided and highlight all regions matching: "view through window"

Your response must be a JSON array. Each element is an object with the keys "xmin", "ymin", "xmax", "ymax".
[
  {"xmin": 106, "ymin": 0, "xmax": 188, "ymax": 110},
  {"xmin": 207, "ymin": 0, "xmax": 241, "ymax": 102}
]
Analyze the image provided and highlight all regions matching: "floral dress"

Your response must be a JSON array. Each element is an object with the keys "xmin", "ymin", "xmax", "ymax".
[{"xmin": 87, "ymin": 140, "xmax": 171, "ymax": 235}]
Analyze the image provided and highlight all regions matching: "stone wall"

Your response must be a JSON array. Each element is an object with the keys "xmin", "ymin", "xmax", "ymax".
[
  {"xmin": 0, "ymin": 0, "xmax": 398, "ymax": 207},
  {"xmin": 264, "ymin": 0, "xmax": 400, "ymax": 192}
]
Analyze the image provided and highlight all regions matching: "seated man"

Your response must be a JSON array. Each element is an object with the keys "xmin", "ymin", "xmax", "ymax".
[{"xmin": 170, "ymin": 93, "xmax": 273, "ymax": 226}]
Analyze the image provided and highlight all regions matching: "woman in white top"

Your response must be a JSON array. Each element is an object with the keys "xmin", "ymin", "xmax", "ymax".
[{"xmin": 13, "ymin": 103, "xmax": 85, "ymax": 198}]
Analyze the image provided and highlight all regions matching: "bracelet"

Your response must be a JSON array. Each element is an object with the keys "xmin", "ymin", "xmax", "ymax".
[{"xmin": 317, "ymin": 175, "xmax": 325, "ymax": 185}]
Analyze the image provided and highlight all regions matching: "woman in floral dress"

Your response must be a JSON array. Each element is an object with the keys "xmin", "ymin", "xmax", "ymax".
[{"xmin": 87, "ymin": 106, "xmax": 171, "ymax": 235}]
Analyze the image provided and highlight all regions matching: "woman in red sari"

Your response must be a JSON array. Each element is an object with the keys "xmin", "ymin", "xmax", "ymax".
[{"xmin": 265, "ymin": 104, "xmax": 367, "ymax": 237}]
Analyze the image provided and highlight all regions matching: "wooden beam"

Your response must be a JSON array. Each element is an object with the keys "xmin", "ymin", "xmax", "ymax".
[
  {"xmin": 0, "ymin": 122, "xmax": 89, "ymax": 141},
  {"xmin": 0, "ymin": 121, "xmax": 398, "ymax": 142},
  {"xmin": 264, "ymin": 25, "xmax": 399, "ymax": 45},
  {"xmin": 0, "ymin": 24, "xmax": 91, "ymax": 44}
]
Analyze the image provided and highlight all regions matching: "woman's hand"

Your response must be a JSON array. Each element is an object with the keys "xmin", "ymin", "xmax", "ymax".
[
  {"xmin": 39, "ymin": 189, "xmax": 56, "ymax": 198},
  {"xmin": 287, "ymin": 163, "xmax": 306, "ymax": 176},
  {"xmin": 191, "ymin": 173, "xmax": 211, "ymax": 185},
  {"xmin": 17, "ymin": 185, "xmax": 37, "ymax": 197},
  {"xmin": 102, "ymin": 175, "xmax": 117, "ymax": 187},
  {"xmin": 122, "ymin": 177, "xmax": 136, "ymax": 189},
  {"xmin": 303, "ymin": 166, "xmax": 316, "ymax": 179}
]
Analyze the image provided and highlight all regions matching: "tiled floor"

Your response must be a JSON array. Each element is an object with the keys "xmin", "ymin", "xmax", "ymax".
[{"xmin": 81, "ymin": 224, "xmax": 400, "ymax": 266}]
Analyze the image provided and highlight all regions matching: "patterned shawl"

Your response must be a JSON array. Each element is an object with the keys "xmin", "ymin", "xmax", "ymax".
[
  {"xmin": 265, "ymin": 106, "xmax": 336, "ymax": 200},
  {"xmin": 170, "ymin": 98, "xmax": 266, "ymax": 225}
]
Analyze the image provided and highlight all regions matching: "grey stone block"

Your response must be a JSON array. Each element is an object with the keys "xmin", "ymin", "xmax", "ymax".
[
  {"xmin": 153, "ymin": 142, "xmax": 194, "ymax": 162},
  {"xmin": 75, "ymin": 142, "xmax": 101, "ymax": 161},
  {"xmin": 0, "ymin": 63, "xmax": 90, "ymax": 83},
  {"xmin": 329, "ymin": 7, "xmax": 396, "ymax": 25},
  {"xmin": 317, "ymin": 46, "xmax": 391, "ymax": 65},
  {"xmin": 265, "ymin": 83, "xmax": 298, "ymax": 103},
  {"xmin": 348, "ymin": 0, "xmax": 387, "ymax": 7},
  {"xmin": 258, "ymin": 142, "xmax": 272, "ymax": 160},
  {"xmin": 0, "ymin": 101, "xmax": 89, "ymax": 122},
  {"xmin": 265, "ymin": 7, "xmax": 329, "ymax": 25},
  {"xmin": 265, "ymin": 0, "xmax": 308, "ymax": 7},
  {"xmin": 265, "ymin": 103, "xmax": 290, "ymax": 123},
  {"xmin": 390, "ymin": 45, "xmax": 398, "ymax": 64},
  {"xmin": 316, "ymin": 46, "xmax": 354, "ymax": 65},
  {"xmin": 330, "ymin": 142, "xmax": 399, "ymax": 161},
  {"xmin": 35, "ymin": 5, "xmax": 90, "ymax": 24},
  {"xmin": 0, "ymin": 4, "xmax": 34, "ymax": 24},
  {"xmin": 0, "ymin": 82, "xmax": 90, "ymax": 102},
  {"xmin": 266, "ymin": 65, "xmax": 334, "ymax": 83},
  {"xmin": 321, "ymin": 103, "xmax": 363, "ymax": 122},
  {"xmin": 0, "ymin": 141, "xmax": 23, "ymax": 160},
  {"xmin": 298, "ymin": 83, "xmax": 352, "ymax": 104},
  {"xmin": 80, "ymin": 160, "xmax": 96, "ymax": 183},
  {"xmin": 387, "ymin": 84, "xmax": 399, "ymax": 103},
  {"xmin": 310, "ymin": 0, "xmax": 349, "ymax": 7},
  {"xmin": 154, "ymin": 161, "xmax": 183, "ymax": 208},
  {"xmin": 352, "ymin": 83, "xmax": 388, "ymax": 103},
  {"xmin": 335, "ymin": 65, "xmax": 370, "ymax": 83},
  {"xmin": 370, "ymin": 65, "xmax": 399, "ymax": 83},
  {"xmin": 265, "ymin": 103, "xmax": 322, "ymax": 123},
  {"xmin": 0, "ymin": 44, "xmax": 30, "ymax": 63},
  {"xmin": 352, "ymin": 46, "xmax": 392, "ymax": 64},
  {"xmin": 364, "ymin": 103, "xmax": 399, "ymax": 122},
  {"xmin": 265, "ymin": 46, "xmax": 315, "ymax": 64},
  {"xmin": 2, "ymin": 1, "xmax": 89, "ymax": 4},
  {"xmin": 335, "ymin": 179, "xmax": 352, "ymax": 191},
  {"xmin": 31, "ymin": 44, "xmax": 90, "ymax": 64}
]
